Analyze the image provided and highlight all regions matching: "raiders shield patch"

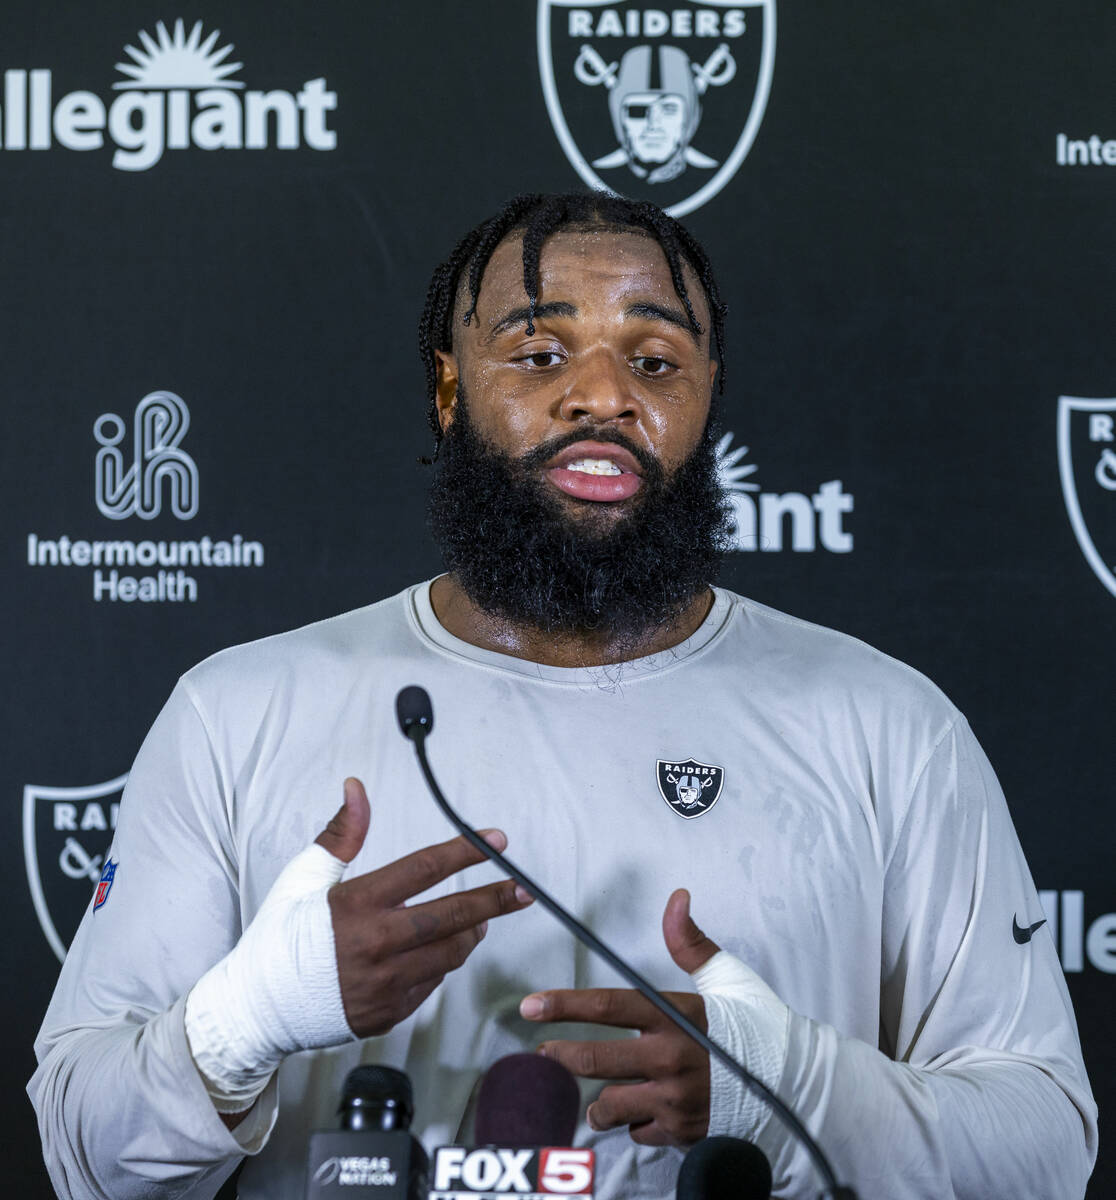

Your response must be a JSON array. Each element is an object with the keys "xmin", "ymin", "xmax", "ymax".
[{"xmin": 656, "ymin": 758, "xmax": 724, "ymax": 818}]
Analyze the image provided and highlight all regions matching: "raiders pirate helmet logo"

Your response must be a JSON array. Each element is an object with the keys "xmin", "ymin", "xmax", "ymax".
[
  {"xmin": 656, "ymin": 758, "xmax": 724, "ymax": 818},
  {"xmin": 538, "ymin": 0, "xmax": 776, "ymax": 216}
]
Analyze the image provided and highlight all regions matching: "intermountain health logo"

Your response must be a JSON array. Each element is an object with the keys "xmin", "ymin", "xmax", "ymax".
[
  {"xmin": 538, "ymin": 1, "xmax": 775, "ymax": 216},
  {"xmin": 716, "ymin": 432, "xmax": 854, "ymax": 553},
  {"xmin": 1058, "ymin": 396, "xmax": 1116, "ymax": 599},
  {"xmin": 0, "ymin": 18, "xmax": 337, "ymax": 171},
  {"xmin": 25, "ymin": 389, "xmax": 266, "ymax": 603}
]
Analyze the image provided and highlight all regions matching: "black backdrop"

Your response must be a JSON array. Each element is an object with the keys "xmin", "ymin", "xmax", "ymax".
[{"xmin": 4, "ymin": 1, "xmax": 1112, "ymax": 1194}]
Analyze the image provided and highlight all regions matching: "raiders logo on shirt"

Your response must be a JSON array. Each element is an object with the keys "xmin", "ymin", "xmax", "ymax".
[{"xmin": 656, "ymin": 758, "xmax": 724, "ymax": 818}]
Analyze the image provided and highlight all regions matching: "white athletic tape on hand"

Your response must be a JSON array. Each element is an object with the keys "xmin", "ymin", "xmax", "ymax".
[
  {"xmin": 691, "ymin": 950, "xmax": 790, "ymax": 1138},
  {"xmin": 185, "ymin": 842, "xmax": 354, "ymax": 1112}
]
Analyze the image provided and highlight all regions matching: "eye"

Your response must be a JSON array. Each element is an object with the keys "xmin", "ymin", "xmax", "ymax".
[
  {"xmin": 631, "ymin": 355, "xmax": 674, "ymax": 375},
  {"xmin": 517, "ymin": 351, "xmax": 565, "ymax": 368}
]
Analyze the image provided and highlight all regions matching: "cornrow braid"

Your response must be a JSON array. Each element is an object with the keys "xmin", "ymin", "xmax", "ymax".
[{"xmin": 417, "ymin": 191, "xmax": 728, "ymax": 461}]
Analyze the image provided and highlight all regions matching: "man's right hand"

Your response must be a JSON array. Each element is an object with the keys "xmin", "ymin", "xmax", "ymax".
[
  {"xmin": 186, "ymin": 776, "xmax": 531, "ymax": 1115},
  {"xmin": 320, "ymin": 776, "xmax": 533, "ymax": 1037}
]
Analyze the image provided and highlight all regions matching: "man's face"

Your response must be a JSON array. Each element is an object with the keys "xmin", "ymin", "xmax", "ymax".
[
  {"xmin": 436, "ymin": 227, "xmax": 717, "ymax": 522},
  {"xmin": 428, "ymin": 227, "xmax": 728, "ymax": 642},
  {"xmin": 620, "ymin": 93, "xmax": 688, "ymax": 164}
]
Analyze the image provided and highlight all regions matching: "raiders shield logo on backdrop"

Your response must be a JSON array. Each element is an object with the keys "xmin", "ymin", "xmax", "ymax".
[
  {"xmin": 1058, "ymin": 396, "xmax": 1116, "ymax": 600},
  {"xmin": 23, "ymin": 775, "xmax": 126, "ymax": 962},
  {"xmin": 656, "ymin": 758, "xmax": 724, "ymax": 818},
  {"xmin": 538, "ymin": 0, "xmax": 776, "ymax": 216}
]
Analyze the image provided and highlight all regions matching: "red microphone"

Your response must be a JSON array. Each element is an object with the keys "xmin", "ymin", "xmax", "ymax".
[{"xmin": 430, "ymin": 1054, "xmax": 594, "ymax": 1200}]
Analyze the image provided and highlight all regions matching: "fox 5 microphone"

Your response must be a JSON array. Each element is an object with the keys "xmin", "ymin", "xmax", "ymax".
[
  {"xmin": 306, "ymin": 1065, "xmax": 429, "ymax": 1200},
  {"xmin": 430, "ymin": 1054, "xmax": 594, "ymax": 1200}
]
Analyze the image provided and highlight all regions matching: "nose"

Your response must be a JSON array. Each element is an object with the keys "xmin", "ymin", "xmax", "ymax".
[{"xmin": 557, "ymin": 349, "xmax": 642, "ymax": 426}]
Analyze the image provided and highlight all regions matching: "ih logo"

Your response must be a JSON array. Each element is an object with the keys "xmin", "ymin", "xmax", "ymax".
[
  {"xmin": 1058, "ymin": 396, "xmax": 1116, "ymax": 599},
  {"xmin": 23, "ymin": 775, "xmax": 126, "ymax": 962},
  {"xmin": 656, "ymin": 758, "xmax": 724, "ymax": 818},
  {"xmin": 94, "ymin": 390, "xmax": 199, "ymax": 520},
  {"xmin": 538, "ymin": 1, "xmax": 775, "ymax": 216}
]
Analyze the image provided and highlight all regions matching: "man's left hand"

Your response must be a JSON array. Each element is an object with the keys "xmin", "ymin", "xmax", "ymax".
[{"xmin": 518, "ymin": 888, "xmax": 719, "ymax": 1147}]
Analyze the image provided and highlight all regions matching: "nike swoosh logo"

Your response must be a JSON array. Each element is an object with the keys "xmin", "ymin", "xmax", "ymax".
[{"xmin": 1013, "ymin": 915, "xmax": 1047, "ymax": 944}]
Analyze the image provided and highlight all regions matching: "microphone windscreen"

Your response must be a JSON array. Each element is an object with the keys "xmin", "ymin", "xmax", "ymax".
[
  {"xmin": 676, "ymin": 1136, "xmax": 772, "ymax": 1200},
  {"xmin": 340, "ymin": 1065, "xmax": 415, "ymax": 1128},
  {"xmin": 396, "ymin": 685, "xmax": 434, "ymax": 738},
  {"xmin": 474, "ymin": 1053, "xmax": 580, "ymax": 1147}
]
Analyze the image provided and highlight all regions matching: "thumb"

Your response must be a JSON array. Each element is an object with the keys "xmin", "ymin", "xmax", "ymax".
[
  {"xmin": 663, "ymin": 888, "xmax": 721, "ymax": 974},
  {"xmin": 315, "ymin": 777, "xmax": 371, "ymax": 864}
]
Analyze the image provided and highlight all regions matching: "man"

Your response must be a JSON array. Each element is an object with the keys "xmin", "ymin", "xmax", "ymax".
[{"xmin": 31, "ymin": 193, "xmax": 1096, "ymax": 1198}]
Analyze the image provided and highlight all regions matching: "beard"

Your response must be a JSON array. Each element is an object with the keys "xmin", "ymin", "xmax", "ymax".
[{"xmin": 428, "ymin": 393, "xmax": 731, "ymax": 646}]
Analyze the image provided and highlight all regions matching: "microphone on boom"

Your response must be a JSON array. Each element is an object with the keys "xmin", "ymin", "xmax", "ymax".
[{"xmin": 395, "ymin": 685, "xmax": 858, "ymax": 1200}]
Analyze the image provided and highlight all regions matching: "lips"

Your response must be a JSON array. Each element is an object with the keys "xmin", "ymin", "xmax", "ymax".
[{"xmin": 543, "ymin": 440, "xmax": 644, "ymax": 503}]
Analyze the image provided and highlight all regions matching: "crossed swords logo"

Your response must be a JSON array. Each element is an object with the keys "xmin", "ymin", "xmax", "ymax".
[
  {"xmin": 575, "ymin": 41, "xmax": 737, "ymax": 90},
  {"xmin": 58, "ymin": 836, "xmax": 103, "ymax": 884}
]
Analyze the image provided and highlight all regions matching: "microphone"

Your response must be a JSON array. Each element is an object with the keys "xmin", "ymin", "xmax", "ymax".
[
  {"xmin": 677, "ymin": 1136, "xmax": 771, "ymax": 1200},
  {"xmin": 306, "ymin": 1065, "xmax": 429, "ymax": 1199},
  {"xmin": 474, "ymin": 1053, "xmax": 580, "ymax": 1147},
  {"xmin": 395, "ymin": 686, "xmax": 858, "ymax": 1200},
  {"xmin": 431, "ymin": 1054, "xmax": 593, "ymax": 1200}
]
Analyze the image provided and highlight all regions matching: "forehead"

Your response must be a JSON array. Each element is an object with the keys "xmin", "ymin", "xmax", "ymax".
[{"xmin": 461, "ymin": 227, "xmax": 710, "ymax": 332}]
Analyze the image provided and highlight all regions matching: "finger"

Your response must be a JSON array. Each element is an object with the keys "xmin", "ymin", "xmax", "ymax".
[
  {"xmin": 382, "ymin": 922, "xmax": 491, "ymax": 995},
  {"xmin": 371, "ymin": 828, "xmax": 508, "ymax": 906},
  {"xmin": 520, "ymin": 988, "xmax": 662, "ymax": 1030},
  {"xmin": 589, "ymin": 1081, "xmax": 709, "ymax": 1147},
  {"xmin": 536, "ymin": 1036, "xmax": 648, "ymax": 1081},
  {"xmin": 662, "ymin": 889, "xmax": 720, "ymax": 974},
  {"xmin": 385, "ymin": 877, "xmax": 533, "ymax": 950},
  {"xmin": 315, "ymin": 777, "xmax": 370, "ymax": 864},
  {"xmin": 585, "ymin": 1080, "xmax": 658, "ymax": 1132}
]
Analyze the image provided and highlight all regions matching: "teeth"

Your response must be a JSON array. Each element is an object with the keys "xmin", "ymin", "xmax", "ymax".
[{"xmin": 566, "ymin": 458, "xmax": 623, "ymax": 476}]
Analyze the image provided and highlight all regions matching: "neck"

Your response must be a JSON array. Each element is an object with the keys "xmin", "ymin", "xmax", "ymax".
[{"xmin": 429, "ymin": 575, "xmax": 715, "ymax": 669}]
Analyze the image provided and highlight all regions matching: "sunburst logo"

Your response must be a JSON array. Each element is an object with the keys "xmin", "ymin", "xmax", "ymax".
[
  {"xmin": 115, "ymin": 20, "xmax": 244, "ymax": 90},
  {"xmin": 715, "ymin": 430, "xmax": 760, "ymax": 495},
  {"xmin": 714, "ymin": 430, "xmax": 854, "ymax": 553}
]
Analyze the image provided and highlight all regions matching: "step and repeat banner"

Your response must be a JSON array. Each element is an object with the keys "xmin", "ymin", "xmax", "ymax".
[{"xmin": 4, "ymin": 1, "xmax": 1113, "ymax": 1194}]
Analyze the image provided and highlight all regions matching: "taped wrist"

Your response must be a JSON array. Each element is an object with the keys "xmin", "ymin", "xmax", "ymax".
[
  {"xmin": 691, "ymin": 950, "xmax": 790, "ymax": 1139},
  {"xmin": 185, "ymin": 842, "xmax": 355, "ymax": 1107}
]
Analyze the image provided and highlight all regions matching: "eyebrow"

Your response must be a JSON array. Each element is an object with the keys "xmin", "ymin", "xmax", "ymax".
[
  {"xmin": 485, "ymin": 299, "xmax": 698, "ymax": 342},
  {"xmin": 624, "ymin": 301, "xmax": 698, "ymax": 340},
  {"xmin": 486, "ymin": 301, "xmax": 578, "ymax": 340}
]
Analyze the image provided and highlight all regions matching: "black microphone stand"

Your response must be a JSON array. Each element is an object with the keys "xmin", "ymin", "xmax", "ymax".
[{"xmin": 396, "ymin": 686, "xmax": 857, "ymax": 1200}]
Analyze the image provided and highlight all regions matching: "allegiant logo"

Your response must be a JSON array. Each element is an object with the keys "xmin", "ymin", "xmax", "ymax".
[{"xmin": 0, "ymin": 19, "xmax": 337, "ymax": 171}]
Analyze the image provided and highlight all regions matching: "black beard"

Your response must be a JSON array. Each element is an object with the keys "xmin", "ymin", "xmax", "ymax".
[{"xmin": 428, "ymin": 396, "xmax": 731, "ymax": 646}]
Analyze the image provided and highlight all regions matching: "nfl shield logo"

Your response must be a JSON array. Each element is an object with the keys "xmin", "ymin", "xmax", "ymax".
[
  {"xmin": 656, "ymin": 758, "xmax": 724, "ymax": 818},
  {"xmin": 538, "ymin": 0, "xmax": 776, "ymax": 216},
  {"xmin": 1058, "ymin": 396, "xmax": 1116, "ymax": 599},
  {"xmin": 94, "ymin": 859, "xmax": 118, "ymax": 911},
  {"xmin": 23, "ymin": 775, "xmax": 127, "ymax": 962}
]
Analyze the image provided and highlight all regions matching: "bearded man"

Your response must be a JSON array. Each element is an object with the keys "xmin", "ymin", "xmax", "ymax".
[{"xmin": 31, "ymin": 193, "xmax": 1096, "ymax": 1200}]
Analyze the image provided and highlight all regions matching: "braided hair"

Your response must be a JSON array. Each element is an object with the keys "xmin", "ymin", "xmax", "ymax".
[{"xmin": 417, "ymin": 192, "xmax": 728, "ymax": 460}]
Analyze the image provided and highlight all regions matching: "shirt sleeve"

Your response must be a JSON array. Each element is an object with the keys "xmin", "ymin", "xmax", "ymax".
[
  {"xmin": 711, "ymin": 716, "xmax": 1098, "ymax": 1198},
  {"xmin": 27, "ymin": 680, "xmax": 280, "ymax": 1200}
]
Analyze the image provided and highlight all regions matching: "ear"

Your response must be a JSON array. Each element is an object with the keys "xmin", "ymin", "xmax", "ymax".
[
  {"xmin": 435, "ymin": 350, "xmax": 459, "ymax": 432},
  {"xmin": 708, "ymin": 358, "xmax": 719, "ymax": 391}
]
